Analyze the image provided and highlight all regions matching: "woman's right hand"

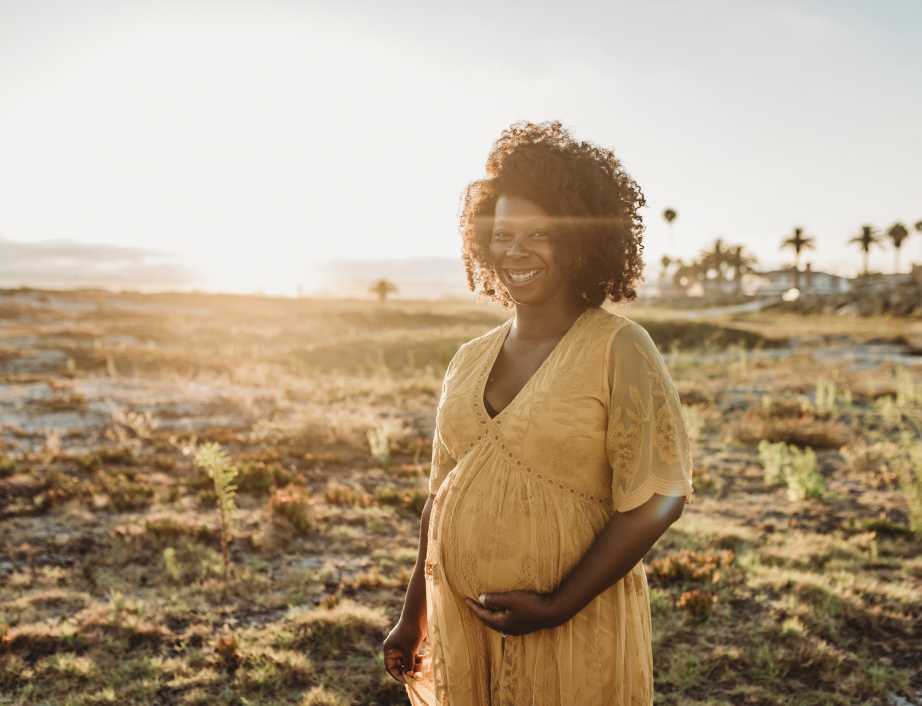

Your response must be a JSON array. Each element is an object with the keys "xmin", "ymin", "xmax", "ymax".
[{"xmin": 382, "ymin": 618, "xmax": 425, "ymax": 683}]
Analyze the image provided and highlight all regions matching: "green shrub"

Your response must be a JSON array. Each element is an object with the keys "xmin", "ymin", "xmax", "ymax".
[
  {"xmin": 813, "ymin": 378, "xmax": 851, "ymax": 418},
  {"xmin": 193, "ymin": 442, "xmax": 239, "ymax": 585},
  {"xmin": 757, "ymin": 440, "xmax": 825, "ymax": 501}
]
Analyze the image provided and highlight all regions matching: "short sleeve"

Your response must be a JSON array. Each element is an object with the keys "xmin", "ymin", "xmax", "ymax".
[
  {"xmin": 428, "ymin": 349, "xmax": 461, "ymax": 495},
  {"xmin": 605, "ymin": 322, "xmax": 695, "ymax": 514}
]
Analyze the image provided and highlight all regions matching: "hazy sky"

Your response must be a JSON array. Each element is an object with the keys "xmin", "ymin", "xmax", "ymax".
[{"xmin": 2, "ymin": 0, "xmax": 920, "ymax": 294}]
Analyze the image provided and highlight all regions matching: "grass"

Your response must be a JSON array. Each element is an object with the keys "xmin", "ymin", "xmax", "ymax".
[{"xmin": 0, "ymin": 288, "xmax": 920, "ymax": 705}]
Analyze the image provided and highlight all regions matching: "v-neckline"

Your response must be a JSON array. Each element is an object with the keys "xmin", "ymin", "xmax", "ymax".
[{"xmin": 479, "ymin": 307, "xmax": 595, "ymax": 423}]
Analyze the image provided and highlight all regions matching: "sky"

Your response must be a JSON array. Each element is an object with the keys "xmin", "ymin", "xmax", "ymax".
[{"xmin": 1, "ymin": 0, "xmax": 921, "ymax": 295}]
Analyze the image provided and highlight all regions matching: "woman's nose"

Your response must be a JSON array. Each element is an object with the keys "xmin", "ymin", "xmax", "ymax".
[{"xmin": 506, "ymin": 235, "xmax": 530, "ymax": 256}]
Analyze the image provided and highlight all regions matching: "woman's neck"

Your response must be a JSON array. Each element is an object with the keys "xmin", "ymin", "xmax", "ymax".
[{"xmin": 510, "ymin": 300, "xmax": 594, "ymax": 341}]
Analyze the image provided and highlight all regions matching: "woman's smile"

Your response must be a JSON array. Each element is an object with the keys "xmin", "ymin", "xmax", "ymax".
[{"xmin": 503, "ymin": 267, "xmax": 545, "ymax": 286}]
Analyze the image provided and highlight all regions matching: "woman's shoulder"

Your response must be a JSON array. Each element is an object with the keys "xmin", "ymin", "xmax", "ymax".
[
  {"xmin": 589, "ymin": 306, "xmax": 645, "ymax": 344},
  {"xmin": 589, "ymin": 308, "xmax": 664, "ymax": 374}
]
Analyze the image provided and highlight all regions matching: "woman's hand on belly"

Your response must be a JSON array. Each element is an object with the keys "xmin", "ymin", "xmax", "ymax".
[{"xmin": 464, "ymin": 590, "xmax": 564, "ymax": 637}]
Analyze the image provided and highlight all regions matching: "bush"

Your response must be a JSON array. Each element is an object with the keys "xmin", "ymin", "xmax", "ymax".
[
  {"xmin": 736, "ymin": 408, "xmax": 848, "ymax": 449},
  {"xmin": 677, "ymin": 589, "xmax": 717, "ymax": 620},
  {"xmin": 647, "ymin": 549, "xmax": 734, "ymax": 585},
  {"xmin": 324, "ymin": 480, "xmax": 373, "ymax": 507},
  {"xmin": 288, "ymin": 599, "xmax": 388, "ymax": 659},
  {"xmin": 758, "ymin": 440, "xmax": 825, "ymax": 501},
  {"xmin": 269, "ymin": 485, "xmax": 313, "ymax": 536},
  {"xmin": 0, "ymin": 454, "xmax": 15, "ymax": 478},
  {"xmin": 375, "ymin": 486, "xmax": 427, "ymax": 515}
]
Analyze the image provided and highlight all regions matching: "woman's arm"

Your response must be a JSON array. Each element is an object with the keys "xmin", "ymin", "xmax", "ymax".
[
  {"xmin": 383, "ymin": 493, "xmax": 435, "ymax": 681},
  {"xmin": 549, "ymin": 492, "xmax": 684, "ymax": 623},
  {"xmin": 398, "ymin": 493, "xmax": 435, "ymax": 631}
]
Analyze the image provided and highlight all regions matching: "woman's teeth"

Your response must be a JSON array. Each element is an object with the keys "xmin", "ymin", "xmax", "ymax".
[{"xmin": 505, "ymin": 268, "xmax": 543, "ymax": 284}]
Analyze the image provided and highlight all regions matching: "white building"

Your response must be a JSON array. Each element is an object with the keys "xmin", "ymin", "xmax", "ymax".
[{"xmin": 750, "ymin": 264, "xmax": 852, "ymax": 297}]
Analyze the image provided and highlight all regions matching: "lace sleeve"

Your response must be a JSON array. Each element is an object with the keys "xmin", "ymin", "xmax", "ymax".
[
  {"xmin": 605, "ymin": 322, "xmax": 695, "ymax": 513},
  {"xmin": 428, "ymin": 349, "xmax": 461, "ymax": 495}
]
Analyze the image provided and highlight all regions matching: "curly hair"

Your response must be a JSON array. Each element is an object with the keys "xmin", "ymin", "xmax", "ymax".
[{"xmin": 459, "ymin": 120, "xmax": 646, "ymax": 309}]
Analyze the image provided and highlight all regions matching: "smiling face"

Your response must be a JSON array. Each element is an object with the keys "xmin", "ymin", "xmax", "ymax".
[{"xmin": 489, "ymin": 193, "xmax": 576, "ymax": 307}]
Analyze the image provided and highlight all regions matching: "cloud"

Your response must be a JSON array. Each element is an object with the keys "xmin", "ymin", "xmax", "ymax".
[{"xmin": 0, "ymin": 236, "xmax": 197, "ymax": 291}]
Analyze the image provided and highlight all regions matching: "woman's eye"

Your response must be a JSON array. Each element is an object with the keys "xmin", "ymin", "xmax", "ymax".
[
  {"xmin": 531, "ymin": 231, "xmax": 549, "ymax": 239},
  {"xmin": 492, "ymin": 231, "xmax": 509, "ymax": 239}
]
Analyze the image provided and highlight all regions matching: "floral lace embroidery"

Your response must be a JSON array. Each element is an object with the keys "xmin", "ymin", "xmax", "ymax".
[
  {"xmin": 606, "ymin": 405, "xmax": 641, "ymax": 494},
  {"xmin": 606, "ymin": 324, "xmax": 689, "ymax": 504}
]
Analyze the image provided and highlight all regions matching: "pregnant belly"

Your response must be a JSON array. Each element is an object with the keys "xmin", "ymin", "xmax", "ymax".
[{"xmin": 433, "ymin": 457, "xmax": 609, "ymax": 599}]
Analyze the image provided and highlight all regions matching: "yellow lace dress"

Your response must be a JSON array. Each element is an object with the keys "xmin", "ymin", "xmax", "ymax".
[{"xmin": 404, "ymin": 306, "xmax": 695, "ymax": 706}]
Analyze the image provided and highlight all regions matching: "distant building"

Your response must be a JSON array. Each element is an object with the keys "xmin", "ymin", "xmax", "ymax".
[
  {"xmin": 856, "ymin": 271, "xmax": 914, "ymax": 291},
  {"xmin": 750, "ymin": 263, "xmax": 851, "ymax": 297}
]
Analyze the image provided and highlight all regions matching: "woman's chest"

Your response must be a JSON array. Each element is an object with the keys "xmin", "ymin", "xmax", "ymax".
[{"xmin": 437, "ymin": 334, "xmax": 610, "ymax": 469}]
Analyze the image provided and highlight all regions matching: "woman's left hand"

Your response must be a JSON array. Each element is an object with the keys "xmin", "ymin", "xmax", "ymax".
[{"xmin": 464, "ymin": 591, "xmax": 564, "ymax": 636}]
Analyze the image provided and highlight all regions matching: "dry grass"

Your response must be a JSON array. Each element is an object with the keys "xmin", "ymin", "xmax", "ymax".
[{"xmin": 0, "ymin": 288, "xmax": 920, "ymax": 705}]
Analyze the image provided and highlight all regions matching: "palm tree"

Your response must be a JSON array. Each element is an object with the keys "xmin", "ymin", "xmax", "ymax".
[
  {"xmin": 663, "ymin": 208, "xmax": 677, "ymax": 243},
  {"xmin": 886, "ymin": 222, "xmax": 910, "ymax": 273},
  {"xmin": 728, "ymin": 245, "xmax": 758, "ymax": 293},
  {"xmin": 698, "ymin": 238, "xmax": 730, "ymax": 285},
  {"xmin": 849, "ymin": 225, "xmax": 881, "ymax": 277},
  {"xmin": 369, "ymin": 278, "xmax": 398, "ymax": 302},
  {"xmin": 915, "ymin": 220, "xmax": 922, "ymax": 261},
  {"xmin": 672, "ymin": 260, "xmax": 699, "ymax": 293},
  {"xmin": 780, "ymin": 227, "xmax": 816, "ymax": 290},
  {"xmin": 659, "ymin": 255, "xmax": 672, "ymax": 283}
]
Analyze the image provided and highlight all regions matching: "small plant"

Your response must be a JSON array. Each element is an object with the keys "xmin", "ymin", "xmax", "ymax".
[
  {"xmin": 757, "ymin": 440, "xmax": 825, "ymax": 501},
  {"xmin": 236, "ymin": 461, "xmax": 277, "ymax": 495},
  {"xmin": 193, "ymin": 442, "xmax": 239, "ymax": 586},
  {"xmin": 677, "ymin": 588, "xmax": 717, "ymax": 620},
  {"xmin": 874, "ymin": 396, "xmax": 903, "ymax": 428},
  {"xmin": 785, "ymin": 446, "xmax": 824, "ymax": 501},
  {"xmin": 269, "ymin": 484, "xmax": 313, "ymax": 536},
  {"xmin": 214, "ymin": 626, "xmax": 242, "ymax": 674},
  {"xmin": 892, "ymin": 433, "xmax": 922, "ymax": 535},
  {"xmin": 840, "ymin": 439, "xmax": 901, "ymax": 488},
  {"xmin": 367, "ymin": 420, "xmax": 396, "ymax": 465},
  {"xmin": 758, "ymin": 439, "xmax": 787, "ymax": 485},
  {"xmin": 40, "ymin": 427, "xmax": 62, "ymax": 464},
  {"xmin": 107, "ymin": 589, "xmax": 126, "ymax": 623},
  {"xmin": 109, "ymin": 403, "xmax": 157, "ymax": 440},
  {"xmin": 375, "ymin": 486, "xmax": 427, "ymax": 515},
  {"xmin": 814, "ymin": 378, "xmax": 840, "ymax": 417},
  {"xmin": 895, "ymin": 366, "xmax": 921, "ymax": 408},
  {"xmin": 324, "ymin": 480, "xmax": 373, "ymax": 507},
  {"xmin": 681, "ymin": 404, "xmax": 704, "ymax": 449},
  {"xmin": 647, "ymin": 548, "xmax": 734, "ymax": 584},
  {"xmin": 163, "ymin": 547, "xmax": 181, "ymax": 583}
]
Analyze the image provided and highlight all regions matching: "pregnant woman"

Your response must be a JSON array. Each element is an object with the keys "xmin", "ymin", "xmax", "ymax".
[{"xmin": 383, "ymin": 120, "xmax": 695, "ymax": 706}]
